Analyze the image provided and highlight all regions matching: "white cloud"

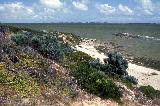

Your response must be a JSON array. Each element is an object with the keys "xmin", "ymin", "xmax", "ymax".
[
  {"xmin": 0, "ymin": 2, "xmax": 35, "ymax": 19},
  {"xmin": 40, "ymin": 0, "xmax": 70, "ymax": 14},
  {"xmin": 96, "ymin": 3, "xmax": 133, "ymax": 15},
  {"xmin": 118, "ymin": 4, "xmax": 133, "ymax": 15},
  {"xmin": 140, "ymin": 0, "xmax": 154, "ymax": 15},
  {"xmin": 72, "ymin": 0, "xmax": 88, "ymax": 11},
  {"xmin": 96, "ymin": 4, "xmax": 116, "ymax": 14},
  {"xmin": 40, "ymin": 0, "xmax": 63, "ymax": 9},
  {"xmin": 37, "ymin": 8, "xmax": 55, "ymax": 19}
]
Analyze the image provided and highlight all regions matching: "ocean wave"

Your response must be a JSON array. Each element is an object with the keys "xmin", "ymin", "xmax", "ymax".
[
  {"xmin": 141, "ymin": 36, "xmax": 160, "ymax": 41},
  {"xmin": 114, "ymin": 32, "xmax": 160, "ymax": 41}
]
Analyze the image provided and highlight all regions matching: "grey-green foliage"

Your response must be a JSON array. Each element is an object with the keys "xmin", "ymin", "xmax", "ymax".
[
  {"xmin": 107, "ymin": 52, "xmax": 128, "ymax": 76},
  {"xmin": 123, "ymin": 75, "xmax": 138, "ymax": 85},
  {"xmin": 89, "ymin": 52, "xmax": 138, "ymax": 84},
  {"xmin": 31, "ymin": 35, "xmax": 72, "ymax": 60},
  {"xmin": 12, "ymin": 34, "xmax": 29, "ymax": 45},
  {"xmin": 89, "ymin": 59, "xmax": 102, "ymax": 70},
  {"xmin": 12, "ymin": 32, "xmax": 72, "ymax": 61},
  {"xmin": 38, "ymin": 35, "xmax": 63, "ymax": 60},
  {"xmin": 89, "ymin": 52, "xmax": 128, "ymax": 76}
]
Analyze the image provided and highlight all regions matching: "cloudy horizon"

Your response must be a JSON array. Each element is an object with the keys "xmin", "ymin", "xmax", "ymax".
[{"xmin": 0, "ymin": 0, "xmax": 160, "ymax": 23}]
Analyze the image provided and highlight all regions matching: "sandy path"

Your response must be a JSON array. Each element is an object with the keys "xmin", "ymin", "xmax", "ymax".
[{"xmin": 75, "ymin": 45, "xmax": 160, "ymax": 90}]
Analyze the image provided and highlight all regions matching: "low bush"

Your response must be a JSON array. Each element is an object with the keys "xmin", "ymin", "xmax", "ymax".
[
  {"xmin": 89, "ymin": 59, "xmax": 102, "ymax": 70},
  {"xmin": 31, "ymin": 35, "xmax": 73, "ymax": 61},
  {"xmin": 0, "ymin": 63, "xmax": 40, "ymax": 97},
  {"xmin": 12, "ymin": 32, "xmax": 72, "ymax": 61},
  {"xmin": 64, "ymin": 51, "xmax": 93, "ymax": 64},
  {"xmin": 107, "ymin": 52, "xmax": 128, "ymax": 76},
  {"xmin": 12, "ymin": 34, "xmax": 29, "ymax": 45},
  {"xmin": 139, "ymin": 85, "xmax": 160, "ymax": 99},
  {"xmin": 14, "ymin": 54, "xmax": 53, "ymax": 84},
  {"xmin": 123, "ymin": 75, "xmax": 138, "ymax": 85},
  {"xmin": 73, "ymin": 63, "xmax": 122, "ymax": 101},
  {"xmin": 89, "ymin": 52, "xmax": 128, "ymax": 76},
  {"xmin": 12, "ymin": 72, "xmax": 40, "ymax": 97},
  {"xmin": 31, "ymin": 36, "xmax": 42, "ymax": 48},
  {"xmin": 32, "ymin": 35, "xmax": 64, "ymax": 61},
  {"xmin": 89, "ymin": 52, "xmax": 138, "ymax": 85}
]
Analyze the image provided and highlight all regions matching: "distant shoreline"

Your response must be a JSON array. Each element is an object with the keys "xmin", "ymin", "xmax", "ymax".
[{"xmin": 1, "ymin": 23, "xmax": 160, "ymax": 25}]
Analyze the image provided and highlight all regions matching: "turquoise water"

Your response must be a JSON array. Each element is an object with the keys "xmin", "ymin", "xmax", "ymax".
[{"xmin": 6, "ymin": 23, "xmax": 160, "ymax": 61}]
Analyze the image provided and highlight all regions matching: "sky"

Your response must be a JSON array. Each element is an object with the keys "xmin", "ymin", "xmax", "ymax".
[{"xmin": 0, "ymin": 0, "xmax": 160, "ymax": 23}]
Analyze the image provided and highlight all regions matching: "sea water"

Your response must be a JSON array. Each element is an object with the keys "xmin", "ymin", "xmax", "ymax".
[{"xmin": 6, "ymin": 23, "xmax": 160, "ymax": 61}]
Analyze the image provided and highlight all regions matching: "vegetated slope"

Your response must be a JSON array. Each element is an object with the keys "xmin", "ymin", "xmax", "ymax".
[{"xmin": 0, "ymin": 25, "xmax": 160, "ymax": 106}]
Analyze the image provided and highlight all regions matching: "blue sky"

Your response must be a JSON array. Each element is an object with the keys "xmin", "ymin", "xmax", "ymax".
[{"xmin": 0, "ymin": 0, "xmax": 160, "ymax": 23}]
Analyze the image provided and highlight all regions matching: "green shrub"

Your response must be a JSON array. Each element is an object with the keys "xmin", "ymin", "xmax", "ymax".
[
  {"xmin": 89, "ymin": 59, "xmax": 102, "ymax": 70},
  {"xmin": 31, "ymin": 36, "xmax": 42, "ymax": 48},
  {"xmin": 89, "ymin": 52, "xmax": 138, "ymax": 85},
  {"xmin": 0, "ymin": 64, "xmax": 13, "ymax": 84},
  {"xmin": 14, "ymin": 54, "xmax": 53, "ymax": 84},
  {"xmin": 107, "ymin": 52, "xmax": 128, "ymax": 76},
  {"xmin": 65, "ymin": 51, "xmax": 93, "ymax": 64},
  {"xmin": 0, "ymin": 64, "xmax": 40, "ymax": 97},
  {"xmin": 31, "ymin": 35, "xmax": 73, "ymax": 61},
  {"xmin": 140, "ymin": 85, "xmax": 160, "ymax": 99},
  {"xmin": 39, "ymin": 35, "xmax": 63, "ymax": 60},
  {"xmin": 73, "ymin": 63, "xmax": 122, "ymax": 101},
  {"xmin": 8, "ymin": 26, "xmax": 21, "ymax": 33},
  {"xmin": 89, "ymin": 52, "xmax": 128, "ymax": 76},
  {"xmin": 12, "ymin": 34, "xmax": 29, "ymax": 45},
  {"xmin": 12, "ymin": 32, "xmax": 72, "ymax": 61},
  {"xmin": 123, "ymin": 75, "xmax": 138, "ymax": 85},
  {"xmin": 12, "ymin": 73, "xmax": 40, "ymax": 97}
]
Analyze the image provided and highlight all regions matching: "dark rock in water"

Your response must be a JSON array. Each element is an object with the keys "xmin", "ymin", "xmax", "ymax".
[
  {"xmin": 128, "ymin": 55, "xmax": 159, "ymax": 71},
  {"xmin": 113, "ymin": 32, "xmax": 141, "ymax": 39},
  {"xmin": 113, "ymin": 33, "xmax": 130, "ymax": 37}
]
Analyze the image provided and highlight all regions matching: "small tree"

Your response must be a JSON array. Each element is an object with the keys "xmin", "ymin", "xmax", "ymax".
[
  {"xmin": 107, "ymin": 52, "xmax": 128, "ymax": 76},
  {"xmin": 11, "ymin": 34, "xmax": 29, "ymax": 45},
  {"xmin": 89, "ymin": 52, "xmax": 138, "ymax": 84}
]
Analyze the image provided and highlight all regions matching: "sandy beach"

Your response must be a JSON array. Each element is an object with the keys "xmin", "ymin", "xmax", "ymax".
[{"xmin": 75, "ymin": 42, "xmax": 160, "ymax": 90}]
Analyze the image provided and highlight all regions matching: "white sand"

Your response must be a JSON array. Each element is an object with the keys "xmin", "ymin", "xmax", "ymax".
[
  {"xmin": 75, "ymin": 44, "xmax": 160, "ymax": 90},
  {"xmin": 76, "ymin": 45, "xmax": 107, "ymax": 63}
]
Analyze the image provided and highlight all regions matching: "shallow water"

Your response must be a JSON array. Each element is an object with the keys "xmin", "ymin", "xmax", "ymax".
[{"xmin": 5, "ymin": 23, "xmax": 160, "ymax": 61}]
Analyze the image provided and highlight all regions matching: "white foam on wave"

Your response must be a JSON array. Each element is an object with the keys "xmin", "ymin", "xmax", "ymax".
[
  {"xmin": 143, "ymin": 36, "xmax": 160, "ymax": 41},
  {"xmin": 115, "ymin": 32, "xmax": 160, "ymax": 41},
  {"xmin": 138, "ymin": 35, "xmax": 160, "ymax": 41}
]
